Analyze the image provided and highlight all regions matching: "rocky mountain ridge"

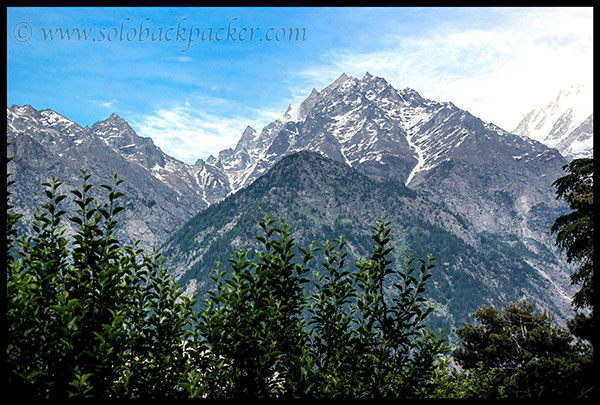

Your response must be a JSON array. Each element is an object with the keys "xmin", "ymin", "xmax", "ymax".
[
  {"xmin": 512, "ymin": 84, "xmax": 593, "ymax": 160},
  {"xmin": 7, "ymin": 104, "xmax": 228, "ymax": 250},
  {"xmin": 162, "ymin": 150, "xmax": 576, "ymax": 336},
  {"xmin": 159, "ymin": 72, "xmax": 575, "ymax": 331},
  {"xmin": 7, "ymin": 73, "xmax": 579, "ymax": 331}
]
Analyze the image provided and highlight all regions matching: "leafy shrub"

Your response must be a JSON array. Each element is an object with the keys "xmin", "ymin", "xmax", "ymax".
[{"xmin": 6, "ymin": 171, "xmax": 197, "ymax": 399}]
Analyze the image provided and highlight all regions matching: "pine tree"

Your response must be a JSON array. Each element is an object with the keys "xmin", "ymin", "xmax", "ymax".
[
  {"xmin": 454, "ymin": 301, "xmax": 594, "ymax": 398},
  {"xmin": 551, "ymin": 158, "xmax": 594, "ymax": 311}
]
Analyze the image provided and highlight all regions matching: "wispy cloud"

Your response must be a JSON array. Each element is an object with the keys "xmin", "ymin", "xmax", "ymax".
[
  {"xmin": 298, "ymin": 8, "xmax": 593, "ymax": 130},
  {"xmin": 100, "ymin": 98, "xmax": 117, "ymax": 108},
  {"xmin": 130, "ymin": 101, "xmax": 286, "ymax": 163},
  {"xmin": 173, "ymin": 56, "xmax": 194, "ymax": 62},
  {"xmin": 77, "ymin": 96, "xmax": 118, "ymax": 110}
]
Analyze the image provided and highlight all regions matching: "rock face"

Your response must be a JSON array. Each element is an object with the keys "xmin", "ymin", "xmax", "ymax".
[
  {"xmin": 7, "ymin": 72, "xmax": 578, "ymax": 334},
  {"xmin": 7, "ymin": 105, "xmax": 229, "ymax": 250},
  {"xmin": 512, "ymin": 84, "xmax": 593, "ymax": 160},
  {"xmin": 164, "ymin": 73, "xmax": 575, "ymax": 333},
  {"xmin": 162, "ymin": 151, "xmax": 575, "ymax": 338},
  {"xmin": 206, "ymin": 73, "xmax": 570, "ymax": 272}
]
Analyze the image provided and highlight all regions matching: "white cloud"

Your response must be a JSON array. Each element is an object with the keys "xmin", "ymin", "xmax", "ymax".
[
  {"xmin": 131, "ymin": 8, "xmax": 593, "ymax": 163},
  {"xmin": 100, "ymin": 99, "xmax": 117, "ymax": 108},
  {"xmin": 131, "ymin": 101, "xmax": 286, "ymax": 164},
  {"xmin": 298, "ymin": 7, "xmax": 593, "ymax": 131},
  {"xmin": 77, "ymin": 96, "xmax": 118, "ymax": 110}
]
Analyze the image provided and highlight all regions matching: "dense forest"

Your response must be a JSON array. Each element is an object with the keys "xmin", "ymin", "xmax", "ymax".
[{"xmin": 5, "ymin": 158, "xmax": 595, "ymax": 399}]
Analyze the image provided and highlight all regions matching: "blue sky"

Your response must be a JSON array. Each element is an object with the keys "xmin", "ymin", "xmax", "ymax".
[{"xmin": 7, "ymin": 7, "xmax": 593, "ymax": 163}]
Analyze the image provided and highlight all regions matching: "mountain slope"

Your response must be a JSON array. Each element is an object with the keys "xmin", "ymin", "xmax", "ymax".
[
  {"xmin": 9, "ymin": 74, "xmax": 571, "ymax": 254},
  {"xmin": 7, "ymin": 73, "xmax": 576, "ymax": 333},
  {"xmin": 512, "ymin": 84, "xmax": 593, "ymax": 160},
  {"xmin": 203, "ymin": 73, "xmax": 570, "ymax": 283},
  {"xmin": 161, "ymin": 151, "xmax": 575, "ymax": 336},
  {"xmin": 7, "ymin": 105, "xmax": 228, "ymax": 250},
  {"xmin": 162, "ymin": 73, "xmax": 575, "ymax": 332}
]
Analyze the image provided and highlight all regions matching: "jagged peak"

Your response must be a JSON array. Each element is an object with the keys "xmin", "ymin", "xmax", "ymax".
[
  {"xmin": 106, "ymin": 112, "xmax": 126, "ymax": 122},
  {"xmin": 40, "ymin": 107, "xmax": 60, "ymax": 114},
  {"xmin": 336, "ymin": 72, "xmax": 350, "ymax": 82},
  {"xmin": 242, "ymin": 125, "xmax": 257, "ymax": 135},
  {"xmin": 401, "ymin": 87, "xmax": 420, "ymax": 95},
  {"xmin": 92, "ymin": 112, "xmax": 131, "ymax": 130},
  {"xmin": 8, "ymin": 105, "xmax": 82, "ymax": 130},
  {"xmin": 284, "ymin": 104, "xmax": 294, "ymax": 115},
  {"xmin": 8, "ymin": 103, "xmax": 41, "ymax": 117},
  {"xmin": 235, "ymin": 126, "xmax": 258, "ymax": 150},
  {"xmin": 398, "ymin": 87, "xmax": 427, "ymax": 105},
  {"xmin": 360, "ymin": 71, "xmax": 390, "ymax": 85},
  {"xmin": 40, "ymin": 108, "xmax": 70, "ymax": 119},
  {"xmin": 97, "ymin": 112, "xmax": 129, "ymax": 126},
  {"xmin": 322, "ymin": 72, "xmax": 354, "ymax": 93},
  {"xmin": 38, "ymin": 108, "xmax": 80, "ymax": 129},
  {"xmin": 296, "ymin": 88, "xmax": 320, "ymax": 120}
]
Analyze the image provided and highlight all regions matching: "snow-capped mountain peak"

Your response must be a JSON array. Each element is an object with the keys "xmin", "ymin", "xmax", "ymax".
[
  {"xmin": 282, "ymin": 103, "xmax": 301, "ymax": 122},
  {"xmin": 512, "ymin": 84, "xmax": 593, "ymax": 160},
  {"xmin": 8, "ymin": 74, "xmax": 574, "ymax": 325},
  {"xmin": 207, "ymin": 72, "xmax": 567, "ymax": 198},
  {"xmin": 39, "ymin": 109, "xmax": 81, "ymax": 132}
]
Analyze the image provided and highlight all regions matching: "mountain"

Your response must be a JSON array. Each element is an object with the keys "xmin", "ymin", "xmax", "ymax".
[
  {"xmin": 512, "ymin": 84, "xmax": 593, "ymax": 160},
  {"xmin": 7, "ymin": 72, "xmax": 576, "ymax": 334},
  {"xmin": 162, "ymin": 150, "xmax": 575, "ymax": 337},
  {"xmin": 8, "ymin": 73, "xmax": 573, "ymax": 252},
  {"xmin": 161, "ymin": 73, "xmax": 574, "ymax": 332},
  {"xmin": 6, "ymin": 105, "xmax": 229, "ymax": 250},
  {"xmin": 204, "ymin": 73, "xmax": 569, "ymax": 262}
]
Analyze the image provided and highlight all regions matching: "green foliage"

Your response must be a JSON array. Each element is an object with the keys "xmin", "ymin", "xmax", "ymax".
[
  {"xmin": 347, "ymin": 217, "xmax": 447, "ymax": 398},
  {"xmin": 308, "ymin": 236, "xmax": 357, "ymax": 396},
  {"xmin": 550, "ymin": 158, "xmax": 595, "ymax": 359},
  {"xmin": 453, "ymin": 300, "xmax": 594, "ymax": 398},
  {"xmin": 551, "ymin": 157, "xmax": 594, "ymax": 311},
  {"xmin": 193, "ymin": 215, "xmax": 448, "ymax": 398},
  {"xmin": 194, "ymin": 217, "xmax": 314, "ymax": 398},
  {"xmin": 424, "ymin": 360, "xmax": 505, "ymax": 399},
  {"xmin": 9, "ymin": 164, "xmax": 590, "ymax": 399},
  {"xmin": 6, "ymin": 170, "xmax": 198, "ymax": 399}
]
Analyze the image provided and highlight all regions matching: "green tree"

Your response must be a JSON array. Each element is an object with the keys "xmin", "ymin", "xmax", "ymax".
[
  {"xmin": 194, "ymin": 217, "xmax": 314, "ymax": 398},
  {"xmin": 6, "ymin": 171, "xmax": 198, "ymax": 399},
  {"xmin": 7, "ymin": 167, "xmax": 449, "ymax": 399},
  {"xmin": 424, "ymin": 360, "xmax": 505, "ymax": 399},
  {"xmin": 193, "ymin": 216, "xmax": 448, "ymax": 398},
  {"xmin": 307, "ymin": 236, "xmax": 357, "ymax": 397},
  {"xmin": 551, "ymin": 157, "xmax": 593, "ymax": 311},
  {"xmin": 454, "ymin": 300, "xmax": 594, "ymax": 398},
  {"xmin": 550, "ymin": 158, "xmax": 594, "ymax": 344},
  {"xmin": 348, "ymin": 217, "xmax": 447, "ymax": 398}
]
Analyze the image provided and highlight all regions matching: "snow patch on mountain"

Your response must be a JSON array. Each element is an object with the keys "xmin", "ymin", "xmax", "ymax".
[{"xmin": 513, "ymin": 84, "xmax": 593, "ymax": 160}]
